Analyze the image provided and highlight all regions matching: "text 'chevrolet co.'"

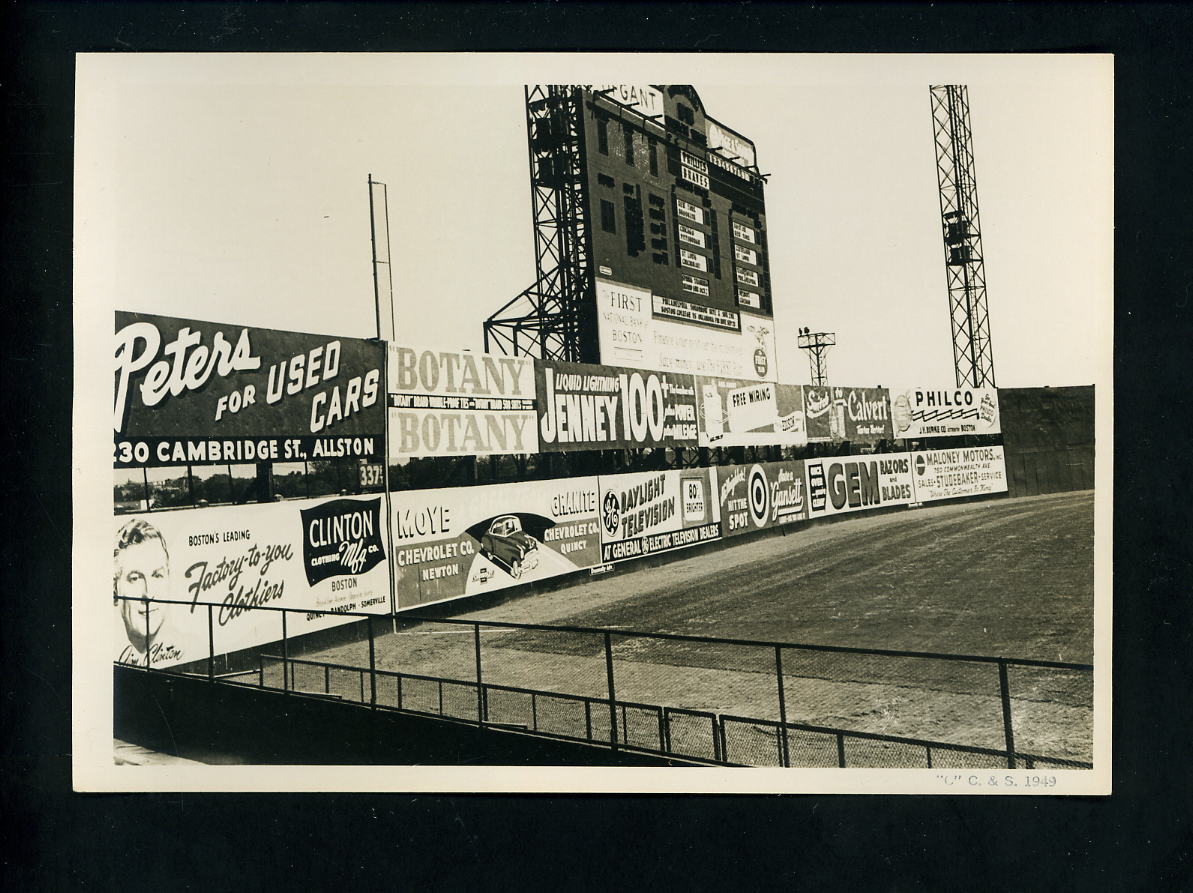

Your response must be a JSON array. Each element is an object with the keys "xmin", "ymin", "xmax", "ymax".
[
  {"xmin": 114, "ymin": 311, "xmax": 385, "ymax": 468},
  {"xmin": 112, "ymin": 496, "xmax": 390, "ymax": 669},
  {"xmin": 391, "ymin": 478, "xmax": 602, "ymax": 609}
]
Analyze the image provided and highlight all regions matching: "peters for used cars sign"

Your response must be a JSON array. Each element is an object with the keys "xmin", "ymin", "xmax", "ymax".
[{"xmin": 114, "ymin": 311, "xmax": 385, "ymax": 467}]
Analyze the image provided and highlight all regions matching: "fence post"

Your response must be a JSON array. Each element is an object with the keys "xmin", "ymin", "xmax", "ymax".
[
  {"xmin": 774, "ymin": 645, "xmax": 790, "ymax": 768},
  {"xmin": 143, "ymin": 598, "xmax": 151, "ymax": 672},
  {"xmin": 604, "ymin": 632, "xmax": 619, "ymax": 751},
  {"xmin": 367, "ymin": 615, "xmax": 377, "ymax": 710},
  {"xmin": 836, "ymin": 733, "xmax": 846, "ymax": 768},
  {"xmin": 207, "ymin": 604, "xmax": 215, "ymax": 683},
  {"xmin": 998, "ymin": 659, "xmax": 1017, "ymax": 769},
  {"xmin": 281, "ymin": 611, "xmax": 289, "ymax": 694},
  {"xmin": 474, "ymin": 623, "xmax": 486, "ymax": 725}
]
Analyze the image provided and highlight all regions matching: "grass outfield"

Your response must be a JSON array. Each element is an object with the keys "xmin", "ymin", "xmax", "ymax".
[{"xmin": 300, "ymin": 490, "xmax": 1095, "ymax": 764}]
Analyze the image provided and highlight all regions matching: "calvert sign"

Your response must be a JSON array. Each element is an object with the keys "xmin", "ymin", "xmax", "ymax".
[
  {"xmin": 391, "ymin": 477, "xmax": 602, "ymax": 609},
  {"xmin": 111, "ymin": 495, "xmax": 390, "ymax": 670},
  {"xmin": 114, "ymin": 312, "xmax": 385, "ymax": 468},
  {"xmin": 889, "ymin": 386, "xmax": 1001, "ymax": 439},
  {"xmin": 911, "ymin": 446, "xmax": 1008, "ymax": 502},
  {"xmin": 717, "ymin": 461, "xmax": 808, "ymax": 536},
  {"xmin": 387, "ymin": 343, "xmax": 538, "ymax": 458},
  {"xmin": 598, "ymin": 469, "xmax": 721, "ymax": 563},
  {"xmin": 697, "ymin": 377, "xmax": 807, "ymax": 447},
  {"xmin": 535, "ymin": 360, "xmax": 698, "ymax": 451},
  {"xmin": 804, "ymin": 386, "xmax": 892, "ymax": 443},
  {"xmin": 804, "ymin": 453, "xmax": 915, "ymax": 519},
  {"xmin": 595, "ymin": 278, "xmax": 777, "ymax": 382}
]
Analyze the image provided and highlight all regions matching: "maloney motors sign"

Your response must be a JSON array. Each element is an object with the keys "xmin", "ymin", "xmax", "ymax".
[{"xmin": 114, "ymin": 312, "xmax": 385, "ymax": 467}]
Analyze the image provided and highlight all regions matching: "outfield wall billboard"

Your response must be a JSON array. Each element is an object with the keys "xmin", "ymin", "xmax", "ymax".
[
  {"xmin": 112, "ymin": 495, "xmax": 390, "ymax": 669},
  {"xmin": 114, "ymin": 311, "xmax": 385, "ymax": 468},
  {"xmin": 889, "ymin": 386, "xmax": 1001, "ymax": 439},
  {"xmin": 804, "ymin": 386, "xmax": 892, "ymax": 443},
  {"xmin": 911, "ymin": 446, "xmax": 1008, "ymax": 502},
  {"xmin": 387, "ymin": 343, "xmax": 538, "ymax": 458},
  {"xmin": 597, "ymin": 468, "xmax": 721, "ymax": 563},
  {"xmin": 716, "ymin": 460, "xmax": 808, "ymax": 537},
  {"xmin": 391, "ymin": 477, "xmax": 603, "ymax": 609},
  {"xmin": 804, "ymin": 452, "xmax": 915, "ymax": 519},
  {"xmin": 535, "ymin": 360, "xmax": 699, "ymax": 452},
  {"xmin": 696, "ymin": 377, "xmax": 807, "ymax": 447}
]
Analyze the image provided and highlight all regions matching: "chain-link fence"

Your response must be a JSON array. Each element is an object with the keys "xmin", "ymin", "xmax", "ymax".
[{"xmin": 114, "ymin": 596, "xmax": 1093, "ymax": 768}]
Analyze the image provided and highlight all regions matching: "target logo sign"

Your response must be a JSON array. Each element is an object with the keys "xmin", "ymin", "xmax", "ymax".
[{"xmin": 747, "ymin": 464, "xmax": 770, "ymax": 528}]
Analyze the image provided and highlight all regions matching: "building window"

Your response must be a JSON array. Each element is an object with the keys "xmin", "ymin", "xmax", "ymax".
[
  {"xmin": 649, "ymin": 140, "xmax": 658, "ymax": 176},
  {"xmin": 597, "ymin": 117, "xmax": 609, "ymax": 154},
  {"xmin": 598, "ymin": 173, "xmax": 615, "ymax": 188},
  {"xmin": 624, "ymin": 127, "xmax": 634, "ymax": 165},
  {"xmin": 600, "ymin": 199, "xmax": 617, "ymax": 234},
  {"xmin": 677, "ymin": 104, "xmax": 695, "ymax": 125},
  {"xmin": 624, "ymin": 192, "xmax": 645, "ymax": 256}
]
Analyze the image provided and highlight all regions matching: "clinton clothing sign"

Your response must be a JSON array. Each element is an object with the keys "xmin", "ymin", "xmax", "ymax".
[
  {"xmin": 804, "ymin": 386, "xmax": 892, "ymax": 443},
  {"xmin": 535, "ymin": 360, "xmax": 698, "ymax": 452},
  {"xmin": 911, "ymin": 447, "xmax": 1008, "ymax": 502},
  {"xmin": 387, "ymin": 344, "xmax": 538, "ymax": 458},
  {"xmin": 716, "ymin": 461, "xmax": 808, "ymax": 537},
  {"xmin": 890, "ymin": 387, "xmax": 1001, "ymax": 439},
  {"xmin": 391, "ymin": 477, "xmax": 601, "ymax": 609},
  {"xmin": 111, "ymin": 495, "xmax": 389, "ymax": 670},
  {"xmin": 598, "ymin": 469, "xmax": 721, "ymax": 563},
  {"xmin": 696, "ymin": 377, "xmax": 807, "ymax": 447},
  {"xmin": 114, "ymin": 312, "xmax": 384, "ymax": 468},
  {"xmin": 804, "ymin": 453, "xmax": 915, "ymax": 519}
]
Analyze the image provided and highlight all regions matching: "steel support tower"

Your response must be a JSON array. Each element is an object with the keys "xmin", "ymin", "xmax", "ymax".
[
  {"xmin": 930, "ymin": 85, "xmax": 996, "ymax": 388},
  {"xmin": 797, "ymin": 328, "xmax": 835, "ymax": 386},
  {"xmin": 483, "ymin": 85, "xmax": 595, "ymax": 362}
]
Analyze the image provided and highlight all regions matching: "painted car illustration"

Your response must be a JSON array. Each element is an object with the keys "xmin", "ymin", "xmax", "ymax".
[{"xmin": 479, "ymin": 514, "xmax": 540, "ymax": 578}]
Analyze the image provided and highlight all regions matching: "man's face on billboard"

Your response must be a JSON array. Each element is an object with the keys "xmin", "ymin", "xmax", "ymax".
[{"xmin": 116, "ymin": 538, "xmax": 169, "ymax": 646}]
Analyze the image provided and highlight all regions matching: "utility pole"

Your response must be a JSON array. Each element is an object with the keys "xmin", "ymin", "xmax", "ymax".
[
  {"xmin": 797, "ymin": 327, "xmax": 835, "ymax": 387},
  {"xmin": 368, "ymin": 174, "xmax": 396, "ymax": 341}
]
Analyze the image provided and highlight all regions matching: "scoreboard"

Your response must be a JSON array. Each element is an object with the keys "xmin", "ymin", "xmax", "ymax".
[{"xmin": 573, "ymin": 85, "xmax": 778, "ymax": 382}]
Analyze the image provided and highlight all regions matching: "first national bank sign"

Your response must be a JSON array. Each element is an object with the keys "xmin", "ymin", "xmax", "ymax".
[
  {"xmin": 113, "ymin": 311, "xmax": 386, "ymax": 468},
  {"xmin": 594, "ymin": 278, "xmax": 777, "ymax": 384}
]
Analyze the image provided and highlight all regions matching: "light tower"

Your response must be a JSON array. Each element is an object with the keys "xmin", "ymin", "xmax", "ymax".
[
  {"xmin": 797, "ymin": 327, "xmax": 835, "ymax": 386},
  {"xmin": 930, "ymin": 84, "xmax": 996, "ymax": 387},
  {"xmin": 483, "ymin": 85, "xmax": 595, "ymax": 362}
]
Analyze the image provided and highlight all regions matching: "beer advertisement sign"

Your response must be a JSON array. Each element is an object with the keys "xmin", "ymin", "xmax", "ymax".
[
  {"xmin": 112, "ymin": 495, "xmax": 390, "ymax": 670},
  {"xmin": 535, "ymin": 360, "xmax": 699, "ymax": 452},
  {"xmin": 388, "ymin": 343, "xmax": 538, "ymax": 458},
  {"xmin": 114, "ymin": 311, "xmax": 385, "ymax": 468},
  {"xmin": 716, "ymin": 461, "xmax": 808, "ymax": 537},
  {"xmin": 597, "ymin": 469, "xmax": 721, "ymax": 563},
  {"xmin": 889, "ymin": 386, "xmax": 1001, "ymax": 439},
  {"xmin": 911, "ymin": 446, "xmax": 1009, "ymax": 502},
  {"xmin": 804, "ymin": 453, "xmax": 915, "ymax": 519},
  {"xmin": 391, "ymin": 477, "xmax": 602, "ymax": 609}
]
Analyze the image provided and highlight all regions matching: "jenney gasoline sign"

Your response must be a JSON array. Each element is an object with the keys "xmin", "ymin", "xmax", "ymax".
[{"xmin": 114, "ymin": 312, "xmax": 385, "ymax": 467}]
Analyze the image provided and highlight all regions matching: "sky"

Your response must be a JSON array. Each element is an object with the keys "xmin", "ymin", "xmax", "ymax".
[{"xmin": 76, "ymin": 53, "xmax": 1112, "ymax": 388}]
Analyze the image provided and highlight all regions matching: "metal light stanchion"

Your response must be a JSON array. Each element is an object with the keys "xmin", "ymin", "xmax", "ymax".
[
  {"xmin": 774, "ymin": 645, "xmax": 790, "ymax": 768},
  {"xmin": 207, "ymin": 604, "xmax": 215, "ymax": 682}
]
